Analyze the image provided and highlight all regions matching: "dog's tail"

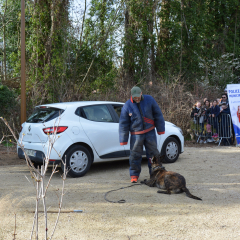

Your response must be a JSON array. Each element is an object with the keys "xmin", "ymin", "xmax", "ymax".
[{"xmin": 182, "ymin": 187, "xmax": 202, "ymax": 201}]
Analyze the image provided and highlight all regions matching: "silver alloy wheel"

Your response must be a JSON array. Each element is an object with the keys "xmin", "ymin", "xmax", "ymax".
[
  {"xmin": 166, "ymin": 141, "xmax": 178, "ymax": 160},
  {"xmin": 69, "ymin": 150, "xmax": 88, "ymax": 173}
]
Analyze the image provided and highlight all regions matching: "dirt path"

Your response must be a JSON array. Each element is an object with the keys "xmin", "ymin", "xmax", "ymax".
[{"xmin": 1, "ymin": 146, "xmax": 240, "ymax": 239}]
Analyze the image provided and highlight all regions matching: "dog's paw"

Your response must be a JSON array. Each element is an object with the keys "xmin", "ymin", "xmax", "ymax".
[{"xmin": 140, "ymin": 179, "xmax": 147, "ymax": 184}]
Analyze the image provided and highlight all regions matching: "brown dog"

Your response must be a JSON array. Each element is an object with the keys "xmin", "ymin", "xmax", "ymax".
[{"xmin": 141, "ymin": 155, "xmax": 202, "ymax": 201}]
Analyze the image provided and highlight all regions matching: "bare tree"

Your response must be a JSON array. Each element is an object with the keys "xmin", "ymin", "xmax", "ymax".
[{"xmin": 0, "ymin": 116, "xmax": 67, "ymax": 240}]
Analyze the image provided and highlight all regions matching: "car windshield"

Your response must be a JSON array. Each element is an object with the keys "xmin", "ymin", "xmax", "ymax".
[{"xmin": 26, "ymin": 107, "xmax": 64, "ymax": 123}]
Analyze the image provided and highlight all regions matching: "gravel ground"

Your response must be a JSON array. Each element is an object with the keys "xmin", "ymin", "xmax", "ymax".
[{"xmin": 1, "ymin": 146, "xmax": 240, "ymax": 239}]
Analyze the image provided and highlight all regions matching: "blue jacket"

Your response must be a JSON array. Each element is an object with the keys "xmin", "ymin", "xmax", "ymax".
[
  {"xmin": 119, "ymin": 95, "xmax": 165, "ymax": 145},
  {"xmin": 221, "ymin": 108, "xmax": 230, "ymax": 115},
  {"xmin": 219, "ymin": 108, "xmax": 231, "ymax": 132},
  {"xmin": 210, "ymin": 105, "xmax": 220, "ymax": 118}
]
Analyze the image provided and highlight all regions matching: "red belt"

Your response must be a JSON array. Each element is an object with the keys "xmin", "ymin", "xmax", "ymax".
[
  {"xmin": 143, "ymin": 117, "xmax": 154, "ymax": 125},
  {"xmin": 130, "ymin": 125, "xmax": 155, "ymax": 135}
]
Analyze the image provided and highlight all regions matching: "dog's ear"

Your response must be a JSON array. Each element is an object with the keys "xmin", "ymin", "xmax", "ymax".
[
  {"xmin": 151, "ymin": 156, "xmax": 157, "ymax": 163},
  {"xmin": 159, "ymin": 155, "xmax": 165, "ymax": 163}
]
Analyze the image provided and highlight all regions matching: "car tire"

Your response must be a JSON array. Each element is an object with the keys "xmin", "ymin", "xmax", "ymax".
[
  {"xmin": 62, "ymin": 145, "xmax": 92, "ymax": 178},
  {"xmin": 161, "ymin": 137, "xmax": 180, "ymax": 163}
]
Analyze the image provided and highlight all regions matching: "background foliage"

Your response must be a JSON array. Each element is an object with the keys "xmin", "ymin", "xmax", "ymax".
[{"xmin": 0, "ymin": 0, "xmax": 240, "ymax": 134}]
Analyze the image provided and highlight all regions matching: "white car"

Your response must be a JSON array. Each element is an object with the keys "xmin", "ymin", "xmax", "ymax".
[{"xmin": 18, "ymin": 101, "xmax": 184, "ymax": 177}]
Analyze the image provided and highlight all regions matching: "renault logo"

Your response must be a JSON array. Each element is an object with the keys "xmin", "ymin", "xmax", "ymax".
[{"xmin": 28, "ymin": 125, "xmax": 31, "ymax": 132}]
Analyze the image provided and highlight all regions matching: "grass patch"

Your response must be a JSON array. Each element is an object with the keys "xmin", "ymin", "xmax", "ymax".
[{"xmin": 1, "ymin": 140, "xmax": 14, "ymax": 147}]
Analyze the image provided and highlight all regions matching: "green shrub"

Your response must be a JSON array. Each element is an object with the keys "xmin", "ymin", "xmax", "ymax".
[{"xmin": 0, "ymin": 85, "xmax": 17, "ymax": 116}]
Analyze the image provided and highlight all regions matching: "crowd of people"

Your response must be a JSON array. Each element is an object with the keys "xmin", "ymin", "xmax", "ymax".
[{"xmin": 190, "ymin": 89, "xmax": 233, "ymax": 146}]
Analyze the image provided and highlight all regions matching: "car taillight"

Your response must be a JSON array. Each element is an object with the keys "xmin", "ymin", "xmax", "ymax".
[{"xmin": 43, "ymin": 126, "xmax": 68, "ymax": 135}]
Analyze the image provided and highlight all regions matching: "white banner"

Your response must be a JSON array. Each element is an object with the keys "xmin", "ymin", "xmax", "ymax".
[{"xmin": 227, "ymin": 84, "xmax": 240, "ymax": 145}]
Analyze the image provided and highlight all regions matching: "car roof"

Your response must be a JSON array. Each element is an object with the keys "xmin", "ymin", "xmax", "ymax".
[{"xmin": 37, "ymin": 101, "xmax": 125, "ymax": 109}]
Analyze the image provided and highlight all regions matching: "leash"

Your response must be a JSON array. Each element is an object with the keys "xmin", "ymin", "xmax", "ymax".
[{"xmin": 104, "ymin": 183, "xmax": 143, "ymax": 203}]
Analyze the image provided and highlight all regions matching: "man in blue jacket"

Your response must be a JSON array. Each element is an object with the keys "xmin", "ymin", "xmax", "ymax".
[{"xmin": 119, "ymin": 86, "xmax": 165, "ymax": 183}]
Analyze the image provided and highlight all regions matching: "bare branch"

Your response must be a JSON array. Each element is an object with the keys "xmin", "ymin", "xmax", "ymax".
[
  {"xmin": 49, "ymin": 158, "xmax": 67, "ymax": 240},
  {"xmin": 77, "ymin": 0, "xmax": 124, "ymax": 93}
]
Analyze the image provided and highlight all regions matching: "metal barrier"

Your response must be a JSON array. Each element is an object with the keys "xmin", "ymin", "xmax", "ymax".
[
  {"xmin": 217, "ymin": 113, "xmax": 232, "ymax": 146},
  {"xmin": 192, "ymin": 113, "xmax": 232, "ymax": 146}
]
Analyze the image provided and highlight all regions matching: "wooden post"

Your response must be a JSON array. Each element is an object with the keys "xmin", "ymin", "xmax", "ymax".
[{"xmin": 21, "ymin": 0, "xmax": 26, "ymax": 124}]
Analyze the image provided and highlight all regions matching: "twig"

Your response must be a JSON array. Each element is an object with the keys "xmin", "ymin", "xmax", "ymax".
[
  {"xmin": 13, "ymin": 213, "xmax": 17, "ymax": 240},
  {"xmin": 44, "ymin": 164, "xmax": 59, "ymax": 195},
  {"xmin": 49, "ymin": 160, "xmax": 67, "ymax": 240},
  {"xmin": 1, "ymin": 116, "xmax": 67, "ymax": 239},
  {"xmin": 0, "ymin": 117, "xmax": 41, "ymax": 179},
  {"xmin": 31, "ymin": 166, "xmax": 41, "ymax": 240},
  {"xmin": 41, "ymin": 165, "xmax": 48, "ymax": 240}
]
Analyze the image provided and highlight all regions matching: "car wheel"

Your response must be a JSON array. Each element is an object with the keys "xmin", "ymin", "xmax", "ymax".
[
  {"xmin": 161, "ymin": 137, "xmax": 179, "ymax": 163},
  {"xmin": 62, "ymin": 145, "xmax": 92, "ymax": 178}
]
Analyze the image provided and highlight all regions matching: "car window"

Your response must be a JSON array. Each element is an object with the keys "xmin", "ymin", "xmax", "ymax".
[
  {"xmin": 26, "ymin": 107, "xmax": 64, "ymax": 123},
  {"xmin": 82, "ymin": 105, "xmax": 114, "ymax": 122},
  {"xmin": 113, "ymin": 106, "xmax": 122, "ymax": 118}
]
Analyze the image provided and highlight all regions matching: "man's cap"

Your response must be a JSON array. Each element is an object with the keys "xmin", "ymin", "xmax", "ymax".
[{"xmin": 131, "ymin": 86, "xmax": 142, "ymax": 98}]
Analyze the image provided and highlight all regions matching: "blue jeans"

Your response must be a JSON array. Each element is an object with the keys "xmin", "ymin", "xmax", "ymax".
[{"xmin": 129, "ymin": 129, "xmax": 159, "ymax": 177}]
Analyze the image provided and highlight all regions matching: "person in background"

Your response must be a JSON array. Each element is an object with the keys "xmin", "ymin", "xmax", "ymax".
[
  {"xmin": 219, "ymin": 93, "xmax": 229, "ymax": 106},
  {"xmin": 204, "ymin": 100, "xmax": 214, "ymax": 143},
  {"xmin": 204, "ymin": 99, "xmax": 210, "ymax": 112},
  {"xmin": 191, "ymin": 102, "xmax": 200, "ymax": 120},
  {"xmin": 219, "ymin": 103, "xmax": 232, "ymax": 146},
  {"xmin": 218, "ymin": 93, "xmax": 229, "ymax": 111},
  {"xmin": 189, "ymin": 102, "xmax": 198, "ymax": 141},
  {"xmin": 191, "ymin": 102, "xmax": 205, "ymax": 143},
  {"xmin": 209, "ymin": 100, "xmax": 220, "ymax": 138}
]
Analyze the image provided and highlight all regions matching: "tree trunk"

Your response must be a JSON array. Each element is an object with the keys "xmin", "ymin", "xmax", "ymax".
[
  {"xmin": 99, "ymin": 0, "xmax": 106, "ymax": 68},
  {"xmin": 73, "ymin": 0, "xmax": 87, "ymax": 84},
  {"xmin": 156, "ymin": 0, "xmax": 170, "ymax": 75},
  {"xmin": 3, "ymin": 23, "xmax": 7, "ymax": 82},
  {"xmin": 124, "ymin": 2, "xmax": 135, "ymax": 87},
  {"xmin": 149, "ymin": 0, "xmax": 156, "ymax": 83},
  {"xmin": 2, "ymin": 0, "xmax": 8, "ymax": 82}
]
